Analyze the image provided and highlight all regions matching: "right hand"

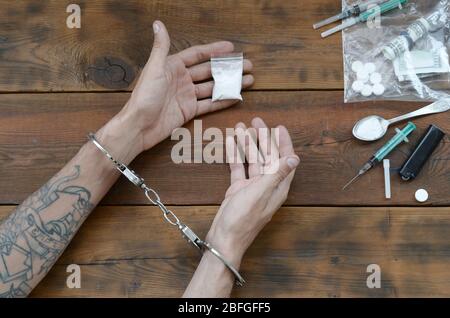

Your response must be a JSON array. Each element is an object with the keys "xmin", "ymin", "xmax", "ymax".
[
  {"xmin": 206, "ymin": 118, "xmax": 299, "ymax": 267},
  {"xmin": 124, "ymin": 20, "xmax": 254, "ymax": 152},
  {"xmin": 98, "ymin": 21, "xmax": 253, "ymax": 164}
]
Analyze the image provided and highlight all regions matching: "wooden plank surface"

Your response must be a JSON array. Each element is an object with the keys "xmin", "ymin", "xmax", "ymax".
[
  {"xmin": 0, "ymin": 206, "xmax": 447, "ymax": 298},
  {"xmin": 0, "ymin": 0, "xmax": 342, "ymax": 92},
  {"xmin": 2, "ymin": 0, "xmax": 450, "ymax": 299},
  {"xmin": 0, "ymin": 92, "xmax": 449, "ymax": 206}
]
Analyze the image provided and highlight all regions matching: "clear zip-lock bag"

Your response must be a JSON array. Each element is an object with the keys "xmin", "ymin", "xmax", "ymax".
[
  {"xmin": 211, "ymin": 53, "xmax": 244, "ymax": 102},
  {"xmin": 343, "ymin": 0, "xmax": 450, "ymax": 102}
]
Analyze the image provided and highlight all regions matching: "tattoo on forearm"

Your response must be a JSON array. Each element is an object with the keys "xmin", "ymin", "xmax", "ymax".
[{"xmin": 0, "ymin": 165, "xmax": 93, "ymax": 297}]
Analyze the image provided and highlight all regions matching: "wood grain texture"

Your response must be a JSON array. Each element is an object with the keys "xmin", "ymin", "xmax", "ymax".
[
  {"xmin": 0, "ymin": 0, "xmax": 342, "ymax": 92},
  {"xmin": 0, "ymin": 206, "xmax": 446, "ymax": 298},
  {"xmin": 0, "ymin": 92, "xmax": 449, "ymax": 206},
  {"xmin": 2, "ymin": 0, "xmax": 449, "ymax": 300}
]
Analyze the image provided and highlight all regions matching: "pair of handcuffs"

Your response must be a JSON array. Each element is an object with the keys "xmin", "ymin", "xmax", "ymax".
[{"xmin": 88, "ymin": 133, "xmax": 245, "ymax": 286}]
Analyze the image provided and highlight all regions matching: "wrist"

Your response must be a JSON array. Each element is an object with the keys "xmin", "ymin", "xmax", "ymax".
[
  {"xmin": 95, "ymin": 108, "xmax": 144, "ymax": 165},
  {"xmin": 121, "ymin": 100, "xmax": 165, "ymax": 150},
  {"xmin": 201, "ymin": 249, "xmax": 237, "ymax": 284},
  {"xmin": 185, "ymin": 248, "xmax": 237, "ymax": 297},
  {"xmin": 206, "ymin": 231, "xmax": 244, "ymax": 269}
]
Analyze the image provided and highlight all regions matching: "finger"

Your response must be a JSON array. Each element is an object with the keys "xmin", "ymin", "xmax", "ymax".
[
  {"xmin": 234, "ymin": 122, "xmax": 264, "ymax": 178},
  {"xmin": 265, "ymin": 126, "xmax": 298, "ymax": 208},
  {"xmin": 261, "ymin": 126, "xmax": 298, "ymax": 216},
  {"xmin": 147, "ymin": 21, "xmax": 171, "ymax": 68},
  {"xmin": 246, "ymin": 127, "xmax": 264, "ymax": 178},
  {"xmin": 277, "ymin": 125, "xmax": 295, "ymax": 157},
  {"xmin": 234, "ymin": 122, "xmax": 262, "ymax": 178},
  {"xmin": 195, "ymin": 75, "xmax": 254, "ymax": 99},
  {"xmin": 226, "ymin": 136, "xmax": 246, "ymax": 184},
  {"xmin": 177, "ymin": 41, "xmax": 234, "ymax": 67},
  {"xmin": 189, "ymin": 59, "xmax": 253, "ymax": 82},
  {"xmin": 251, "ymin": 117, "xmax": 269, "ymax": 163},
  {"xmin": 234, "ymin": 122, "xmax": 248, "ymax": 161},
  {"xmin": 251, "ymin": 117, "xmax": 280, "ymax": 165},
  {"xmin": 261, "ymin": 155, "xmax": 300, "ymax": 187}
]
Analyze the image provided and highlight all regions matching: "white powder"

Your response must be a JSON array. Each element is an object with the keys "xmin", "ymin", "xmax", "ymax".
[
  {"xmin": 355, "ymin": 117, "xmax": 385, "ymax": 140},
  {"xmin": 211, "ymin": 53, "xmax": 243, "ymax": 102}
]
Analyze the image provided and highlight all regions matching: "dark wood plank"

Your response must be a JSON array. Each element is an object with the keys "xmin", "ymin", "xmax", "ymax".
[
  {"xmin": 0, "ymin": 92, "xmax": 449, "ymax": 206},
  {"xmin": 31, "ymin": 256, "xmax": 450, "ymax": 298},
  {"xmin": 0, "ymin": 0, "xmax": 342, "ymax": 92},
  {"xmin": 1, "ymin": 205, "xmax": 446, "ymax": 297}
]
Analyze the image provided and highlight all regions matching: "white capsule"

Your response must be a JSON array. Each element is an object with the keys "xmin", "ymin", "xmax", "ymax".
[
  {"xmin": 373, "ymin": 83, "xmax": 385, "ymax": 96},
  {"xmin": 357, "ymin": 69, "xmax": 370, "ymax": 82},
  {"xmin": 370, "ymin": 72, "xmax": 382, "ymax": 84},
  {"xmin": 352, "ymin": 60, "xmax": 364, "ymax": 73},
  {"xmin": 352, "ymin": 80, "xmax": 365, "ymax": 92},
  {"xmin": 415, "ymin": 189, "xmax": 429, "ymax": 203},
  {"xmin": 361, "ymin": 85, "xmax": 373, "ymax": 97},
  {"xmin": 364, "ymin": 62, "xmax": 377, "ymax": 74}
]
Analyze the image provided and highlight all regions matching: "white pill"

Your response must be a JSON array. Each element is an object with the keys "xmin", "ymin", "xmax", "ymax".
[
  {"xmin": 352, "ymin": 81, "xmax": 365, "ymax": 92},
  {"xmin": 357, "ymin": 69, "xmax": 370, "ymax": 82},
  {"xmin": 352, "ymin": 60, "xmax": 364, "ymax": 73},
  {"xmin": 361, "ymin": 85, "xmax": 373, "ymax": 97},
  {"xmin": 364, "ymin": 62, "xmax": 377, "ymax": 74},
  {"xmin": 370, "ymin": 72, "xmax": 382, "ymax": 84},
  {"xmin": 372, "ymin": 83, "xmax": 385, "ymax": 96},
  {"xmin": 415, "ymin": 189, "xmax": 429, "ymax": 203}
]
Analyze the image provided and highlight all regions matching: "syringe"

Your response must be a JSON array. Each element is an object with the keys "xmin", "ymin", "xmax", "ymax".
[
  {"xmin": 313, "ymin": 0, "xmax": 387, "ymax": 30},
  {"xmin": 322, "ymin": 0, "xmax": 408, "ymax": 38},
  {"xmin": 343, "ymin": 122, "xmax": 416, "ymax": 190}
]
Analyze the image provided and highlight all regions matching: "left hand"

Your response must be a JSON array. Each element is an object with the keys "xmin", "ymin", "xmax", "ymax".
[
  {"xmin": 123, "ymin": 20, "xmax": 254, "ymax": 152},
  {"xmin": 206, "ymin": 118, "xmax": 299, "ymax": 268}
]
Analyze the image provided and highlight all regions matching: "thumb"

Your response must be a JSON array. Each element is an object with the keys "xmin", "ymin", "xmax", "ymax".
[
  {"xmin": 262, "ymin": 155, "xmax": 300, "ymax": 186},
  {"xmin": 148, "ymin": 20, "xmax": 170, "ymax": 67}
]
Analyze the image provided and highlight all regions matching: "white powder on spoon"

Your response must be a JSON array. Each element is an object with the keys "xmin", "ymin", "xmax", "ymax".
[{"xmin": 355, "ymin": 117, "xmax": 385, "ymax": 140}]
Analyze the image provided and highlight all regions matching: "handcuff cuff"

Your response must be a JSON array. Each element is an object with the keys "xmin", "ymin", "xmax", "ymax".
[{"xmin": 88, "ymin": 133, "xmax": 245, "ymax": 286}]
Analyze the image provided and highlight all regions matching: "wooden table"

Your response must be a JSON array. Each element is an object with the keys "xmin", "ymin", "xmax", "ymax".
[{"xmin": 1, "ymin": 0, "xmax": 449, "ymax": 297}]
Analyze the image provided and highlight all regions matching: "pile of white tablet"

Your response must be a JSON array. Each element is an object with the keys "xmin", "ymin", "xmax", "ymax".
[{"xmin": 351, "ymin": 60, "xmax": 385, "ymax": 97}]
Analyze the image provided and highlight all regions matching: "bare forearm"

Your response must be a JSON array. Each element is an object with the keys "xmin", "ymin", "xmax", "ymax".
[{"xmin": 0, "ymin": 109, "xmax": 142, "ymax": 297}]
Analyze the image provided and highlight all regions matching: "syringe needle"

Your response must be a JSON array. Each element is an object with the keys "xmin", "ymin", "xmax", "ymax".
[
  {"xmin": 321, "ymin": 18, "xmax": 357, "ymax": 38},
  {"xmin": 342, "ymin": 173, "xmax": 361, "ymax": 190},
  {"xmin": 313, "ymin": 13, "xmax": 343, "ymax": 29}
]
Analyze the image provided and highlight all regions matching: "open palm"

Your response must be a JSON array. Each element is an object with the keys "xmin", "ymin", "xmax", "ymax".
[{"xmin": 126, "ymin": 21, "xmax": 253, "ymax": 150}]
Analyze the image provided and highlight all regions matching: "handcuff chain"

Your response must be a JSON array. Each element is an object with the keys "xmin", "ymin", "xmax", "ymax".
[{"xmin": 142, "ymin": 186, "xmax": 181, "ymax": 226}]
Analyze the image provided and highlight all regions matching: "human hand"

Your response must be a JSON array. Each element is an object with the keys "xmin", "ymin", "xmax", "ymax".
[
  {"xmin": 121, "ymin": 21, "xmax": 254, "ymax": 152},
  {"xmin": 205, "ymin": 118, "xmax": 299, "ymax": 267}
]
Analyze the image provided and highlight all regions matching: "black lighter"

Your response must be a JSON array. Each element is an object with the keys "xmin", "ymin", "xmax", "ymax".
[{"xmin": 399, "ymin": 125, "xmax": 445, "ymax": 181}]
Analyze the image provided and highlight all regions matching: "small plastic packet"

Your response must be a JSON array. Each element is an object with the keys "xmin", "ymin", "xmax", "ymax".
[
  {"xmin": 343, "ymin": 0, "xmax": 450, "ymax": 103},
  {"xmin": 211, "ymin": 53, "xmax": 243, "ymax": 102}
]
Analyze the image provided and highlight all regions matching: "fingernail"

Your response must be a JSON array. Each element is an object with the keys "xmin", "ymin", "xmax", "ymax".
[
  {"xmin": 153, "ymin": 22, "xmax": 160, "ymax": 34},
  {"xmin": 287, "ymin": 156, "xmax": 300, "ymax": 169}
]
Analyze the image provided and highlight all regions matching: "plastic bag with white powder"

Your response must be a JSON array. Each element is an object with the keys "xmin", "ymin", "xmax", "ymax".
[{"xmin": 211, "ymin": 53, "xmax": 243, "ymax": 102}]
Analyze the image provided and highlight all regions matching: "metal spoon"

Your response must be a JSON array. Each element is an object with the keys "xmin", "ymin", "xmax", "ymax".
[{"xmin": 353, "ymin": 100, "xmax": 450, "ymax": 141}]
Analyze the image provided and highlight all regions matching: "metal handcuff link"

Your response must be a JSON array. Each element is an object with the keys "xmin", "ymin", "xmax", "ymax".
[{"xmin": 88, "ymin": 133, "xmax": 245, "ymax": 286}]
